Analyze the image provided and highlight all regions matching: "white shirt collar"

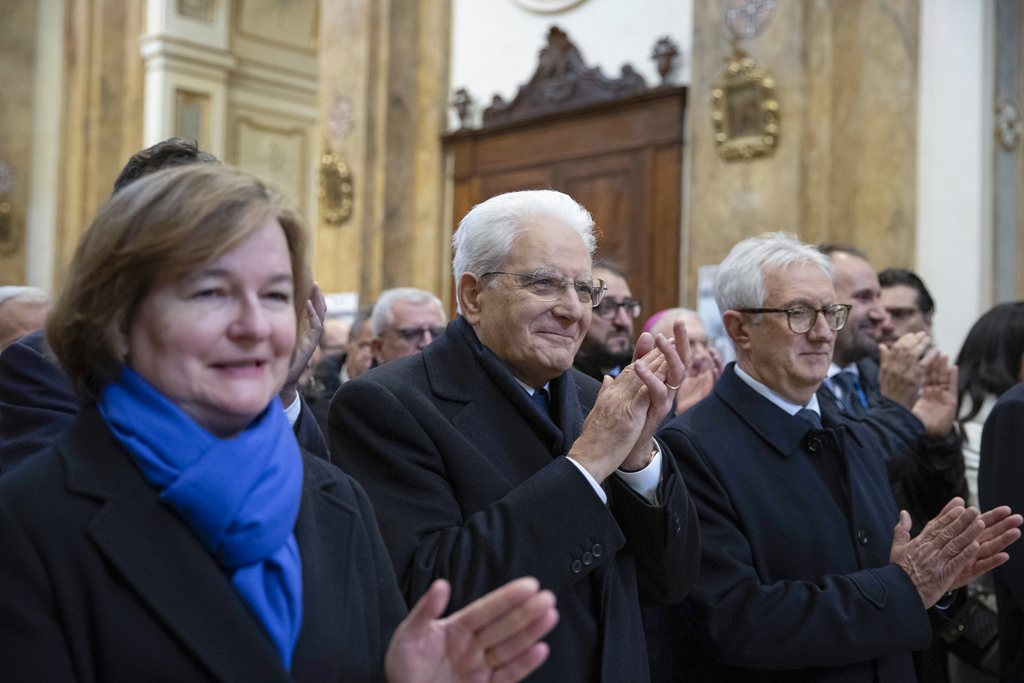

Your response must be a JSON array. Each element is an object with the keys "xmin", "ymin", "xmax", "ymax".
[
  {"xmin": 826, "ymin": 361, "xmax": 860, "ymax": 380},
  {"xmin": 514, "ymin": 376, "xmax": 550, "ymax": 396},
  {"xmin": 733, "ymin": 363, "xmax": 821, "ymax": 417}
]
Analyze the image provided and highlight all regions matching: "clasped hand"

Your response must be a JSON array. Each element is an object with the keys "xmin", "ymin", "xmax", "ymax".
[
  {"xmin": 890, "ymin": 497, "xmax": 1022, "ymax": 608},
  {"xmin": 878, "ymin": 332, "xmax": 957, "ymax": 437},
  {"xmin": 569, "ymin": 317, "xmax": 691, "ymax": 483}
]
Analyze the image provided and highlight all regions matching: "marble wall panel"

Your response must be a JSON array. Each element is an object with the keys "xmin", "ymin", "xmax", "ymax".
[{"xmin": 683, "ymin": 0, "xmax": 919, "ymax": 305}]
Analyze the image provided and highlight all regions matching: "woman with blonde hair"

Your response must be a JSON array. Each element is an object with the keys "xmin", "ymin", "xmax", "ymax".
[{"xmin": 0, "ymin": 164, "xmax": 557, "ymax": 683}]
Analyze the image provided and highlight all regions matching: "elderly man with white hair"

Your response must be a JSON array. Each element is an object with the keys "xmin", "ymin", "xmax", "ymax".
[
  {"xmin": 0, "ymin": 287, "xmax": 50, "ymax": 350},
  {"xmin": 656, "ymin": 232, "xmax": 1021, "ymax": 682},
  {"xmin": 370, "ymin": 287, "xmax": 447, "ymax": 365},
  {"xmin": 331, "ymin": 190, "xmax": 701, "ymax": 683}
]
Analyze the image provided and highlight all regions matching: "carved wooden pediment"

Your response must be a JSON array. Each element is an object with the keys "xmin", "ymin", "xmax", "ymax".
[{"xmin": 481, "ymin": 27, "xmax": 647, "ymax": 127}]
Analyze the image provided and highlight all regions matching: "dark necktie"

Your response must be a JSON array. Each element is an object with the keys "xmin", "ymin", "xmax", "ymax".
[
  {"xmin": 830, "ymin": 371, "xmax": 868, "ymax": 418},
  {"xmin": 795, "ymin": 408, "xmax": 822, "ymax": 430},
  {"xmin": 529, "ymin": 387, "xmax": 551, "ymax": 420}
]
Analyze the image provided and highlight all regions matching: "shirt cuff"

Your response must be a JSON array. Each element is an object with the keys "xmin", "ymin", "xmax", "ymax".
[
  {"xmin": 615, "ymin": 445, "xmax": 663, "ymax": 505},
  {"xmin": 283, "ymin": 393, "xmax": 301, "ymax": 428},
  {"xmin": 567, "ymin": 457, "xmax": 609, "ymax": 505}
]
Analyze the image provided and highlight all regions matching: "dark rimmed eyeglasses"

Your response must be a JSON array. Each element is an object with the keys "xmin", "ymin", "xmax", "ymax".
[
  {"xmin": 384, "ymin": 325, "xmax": 447, "ymax": 344},
  {"xmin": 594, "ymin": 297, "xmax": 642, "ymax": 320},
  {"xmin": 736, "ymin": 304, "xmax": 852, "ymax": 334},
  {"xmin": 481, "ymin": 272, "xmax": 607, "ymax": 307}
]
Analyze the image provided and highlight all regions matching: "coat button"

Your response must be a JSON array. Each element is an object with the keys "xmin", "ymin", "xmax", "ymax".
[
  {"xmin": 582, "ymin": 552, "xmax": 593, "ymax": 565},
  {"xmin": 592, "ymin": 544, "xmax": 603, "ymax": 557},
  {"xmin": 857, "ymin": 529, "xmax": 868, "ymax": 545},
  {"xmin": 807, "ymin": 437, "xmax": 821, "ymax": 452},
  {"xmin": 571, "ymin": 559, "xmax": 583, "ymax": 573}
]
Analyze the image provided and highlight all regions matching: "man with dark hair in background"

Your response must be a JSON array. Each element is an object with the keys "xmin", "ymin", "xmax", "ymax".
[
  {"xmin": 878, "ymin": 268, "xmax": 935, "ymax": 348},
  {"xmin": 573, "ymin": 261, "xmax": 642, "ymax": 381},
  {"xmin": 0, "ymin": 138, "xmax": 330, "ymax": 472},
  {"xmin": 307, "ymin": 306, "xmax": 375, "ymax": 434}
]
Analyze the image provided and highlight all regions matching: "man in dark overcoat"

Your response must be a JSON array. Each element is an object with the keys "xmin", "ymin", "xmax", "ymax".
[
  {"xmin": 657, "ymin": 232, "xmax": 1020, "ymax": 682},
  {"xmin": 331, "ymin": 189, "xmax": 701, "ymax": 683}
]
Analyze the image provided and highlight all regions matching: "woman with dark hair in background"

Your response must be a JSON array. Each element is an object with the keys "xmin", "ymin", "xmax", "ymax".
[
  {"xmin": 956, "ymin": 302, "xmax": 1024, "ymax": 508},
  {"xmin": 0, "ymin": 164, "xmax": 557, "ymax": 683}
]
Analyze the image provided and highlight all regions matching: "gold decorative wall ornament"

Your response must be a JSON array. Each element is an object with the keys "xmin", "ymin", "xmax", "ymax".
[
  {"xmin": 711, "ymin": 50, "xmax": 779, "ymax": 161},
  {"xmin": 318, "ymin": 150, "xmax": 353, "ymax": 225}
]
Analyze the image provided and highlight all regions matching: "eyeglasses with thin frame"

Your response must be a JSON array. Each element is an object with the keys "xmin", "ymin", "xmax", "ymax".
[
  {"xmin": 736, "ymin": 304, "xmax": 852, "ymax": 334},
  {"xmin": 481, "ymin": 272, "xmax": 607, "ymax": 307},
  {"xmin": 594, "ymin": 297, "xmax": 642, "ymax": 320},
  {"xmin": 385, "ymin": 325, "xmax": 447, "ymax": 344}
]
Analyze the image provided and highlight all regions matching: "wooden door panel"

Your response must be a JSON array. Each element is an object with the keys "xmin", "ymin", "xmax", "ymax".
[{"xmin": 479, "ymin": 167, "xmax": 555, "ymax": 199}]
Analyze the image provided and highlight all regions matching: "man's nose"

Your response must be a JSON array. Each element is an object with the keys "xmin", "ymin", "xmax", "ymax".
[
  {"xmin": 553, "ymin": 285, "xmax": 585, "ymax": 321},
  {"xmin": 807, "ymin": 310, "xmax": 835, "ymax": 342},
  {"xmin": 418, "ymin": 329, "xmax": 433, "ymax": 348}
]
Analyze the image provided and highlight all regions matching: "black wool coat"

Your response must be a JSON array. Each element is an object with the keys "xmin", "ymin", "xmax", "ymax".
[
  {"xmin": 331, "ymin": 316, "xmax": 701, "ymax": 683},
  {"xmin": 0, "ymin": 405, "xmax": 406, "ymax": 683},
  {"xmin": 978, "ymin": 381, "xmax": 1024, "ymax": 681},
  {"xmin": 656, "ymin": 364, "xmax": 932, "ymax": 682}
]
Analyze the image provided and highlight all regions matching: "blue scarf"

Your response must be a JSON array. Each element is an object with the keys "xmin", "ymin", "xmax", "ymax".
[{"xmin": 97, "ymin": 367, "xmax": 304, "ymax": 669}]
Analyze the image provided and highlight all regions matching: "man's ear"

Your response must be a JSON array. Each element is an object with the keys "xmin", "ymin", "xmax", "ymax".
[
  {"xmin": 722, "ymin": 310, "xmax": 751, "ymax": 352},
  {"xmin": 371, "ymin": 337, "xmax": 385, "ymax": 364},
  {"xmin": 458, "ymin": 273, "xmax": 483, "ymax": 325}
]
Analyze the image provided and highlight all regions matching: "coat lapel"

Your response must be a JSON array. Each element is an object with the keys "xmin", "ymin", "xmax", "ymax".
[{"xmin": 64, "ymin": 407, "xmax": 292, "ymax": 683}]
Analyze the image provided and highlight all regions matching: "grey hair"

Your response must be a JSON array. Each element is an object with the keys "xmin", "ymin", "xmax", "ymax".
[
  {"xmin": 0, "ymin": 286, "xmax": 50, "ymax": 308},
  {"xmin": 451, "ymin": 190, "xmax": 597, "ymax": 311},
  {"xmin": 714, "ymin": 232, "xmax": 834, "ymax": 313},
  {"xmin": 371, "ymin": 288, "xmax": 445, "ymax": 335}
]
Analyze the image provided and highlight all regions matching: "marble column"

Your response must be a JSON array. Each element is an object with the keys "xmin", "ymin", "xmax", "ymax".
[
  {"xmin": 53, "ymin": 0, "xmax": 145, "ymax": 284},
  {"xmin": 682, "ymin": 0, "xmax": 919, "ymax": 303},
  {"xmin": 316, "ymin": 0, "xmax": 452, "ymax": 305}
]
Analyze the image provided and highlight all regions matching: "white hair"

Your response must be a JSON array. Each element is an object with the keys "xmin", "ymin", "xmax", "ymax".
[
  {"xmin": 371, "ymin": 288, "xmax": 445, "ymax": 335},
  {"xmin": 451, "ymin": 190, "xmax": 597, "ymax": 311},
  {"xmin": 0, "ymin": 286, "xmax": 50, "ymax": 309},
  {"xmin": 714, "ymin": 232, "xmax": 834, "ymax": 313}
]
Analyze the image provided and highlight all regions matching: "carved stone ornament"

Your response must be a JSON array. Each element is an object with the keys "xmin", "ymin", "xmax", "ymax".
[
  {"xmin": 452, "ymin": 88, "xmax": 474, "ymax": 129},
  {"xmin": 318, "ymin": 149, "xmax": 353, "ymax": 225},
  {"xmin": 482, "ymin": 26, "xmax": 647, "ymax": 127},
  {"xmin": 711, "ymin": 49, "xmax": 779, "ymax": 161},
  {"xmin": 652, "ymin": 36, "xmax": 680, "ymax": 87},
  {"xmin": 995, "ymin": 98, "xmax": 1022, "ymax": 151},
  {"xmin": 724, "ymin": 0, "xmax": 777, "ymax": 41},
  {"xmin": 509, "ymin": 0, "xmax": 590, "ymax": 14}
]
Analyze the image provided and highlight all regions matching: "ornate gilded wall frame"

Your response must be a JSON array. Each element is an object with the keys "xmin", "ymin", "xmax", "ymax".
[
  {"xmin": 711, "ymin": 51, "xmax": 779, "ymax": 161},
  {"xmin": 318, "ymin": 150, "xmax": 353, "ymax": 225}
]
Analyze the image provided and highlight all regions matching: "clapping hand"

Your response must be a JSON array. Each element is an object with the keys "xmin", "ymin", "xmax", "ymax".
[
  {"xmin": 877, "ymin": 332, "xmax": 932, "ymax": 409},
  {"xmin": 909, "ymin": 352, "xmax": 957, "ymax": 437},
  {"xmin": 569, "ymin": 319, "xmax": 689, "ymax": 481},
  {"xmin": 890, "ymin": 497, "xmax": 1022, "ymax": 608},
  {"xmin": 279, "ymin": 282, "xmax": 327, "ymax": 407},
  {"xmin": 385, "ymin": 577, "xmax": 559, "ymax": 683}
]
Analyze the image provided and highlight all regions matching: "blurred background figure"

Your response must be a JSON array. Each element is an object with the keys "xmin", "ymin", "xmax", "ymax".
[
  {"xmin": 0, "ymin": 287, "xmax": 49, "ymax": 350},
  {"xmin": 976, "ymin": 302, "xmax": 1024, "ymax": 683},
  {"xmin": 370, "ymin": 288, "xmax": 447, "ymax": 365},
  {"xmin": 305, "ymin": 307, "xmax": 374, "ymax": 435},
  {"xmin": 957, "ymin": 302, "xmax": 1024, "ymax": 508},
  {"xmin": 645, "ymin": 307, "xmax": 722, "ymax": 417},
  {"xmin": 573, "ymin": 261, "xmax": 639, "ymax": 381},
  {"xmin": 879, "ymin": 268, "xmax": 935, "ymax": 349}
]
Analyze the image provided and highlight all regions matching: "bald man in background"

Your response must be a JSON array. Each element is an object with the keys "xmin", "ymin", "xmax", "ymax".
[{"xmin": 0, "ymin": 288, "xmax": 49, "ymax": 350}]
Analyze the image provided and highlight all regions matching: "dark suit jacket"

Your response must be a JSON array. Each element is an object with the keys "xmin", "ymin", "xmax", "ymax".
[
  {"xmin": 0, "ymin": 404, "xmax": 405, "ymax": 683},
  {"xmin": 657, "ymin": 365, "xmax": 932, "ymax": 682},
  {"xmin": 818, "ymin": 358, "xmax": 966, "ymax": 534},
  {"xmin": 331, "ymin": 317, "xmax": 700, "ymax": 683},
  {"xmin": 978, "ymin": 382, "xmax": 1024, "ymax": 680},
  {"xmin": 0, "ymin": 330, "xmax": 330, "ymax": 474}
]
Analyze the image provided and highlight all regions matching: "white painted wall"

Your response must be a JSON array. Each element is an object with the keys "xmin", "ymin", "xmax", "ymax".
[
  {"xmin": 449, "ymin": 0, "xmax": 693, "ymax": 129},
  {"xmin": 916, "ymin": 0, "xmax": 996, "ymax": 358}
]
